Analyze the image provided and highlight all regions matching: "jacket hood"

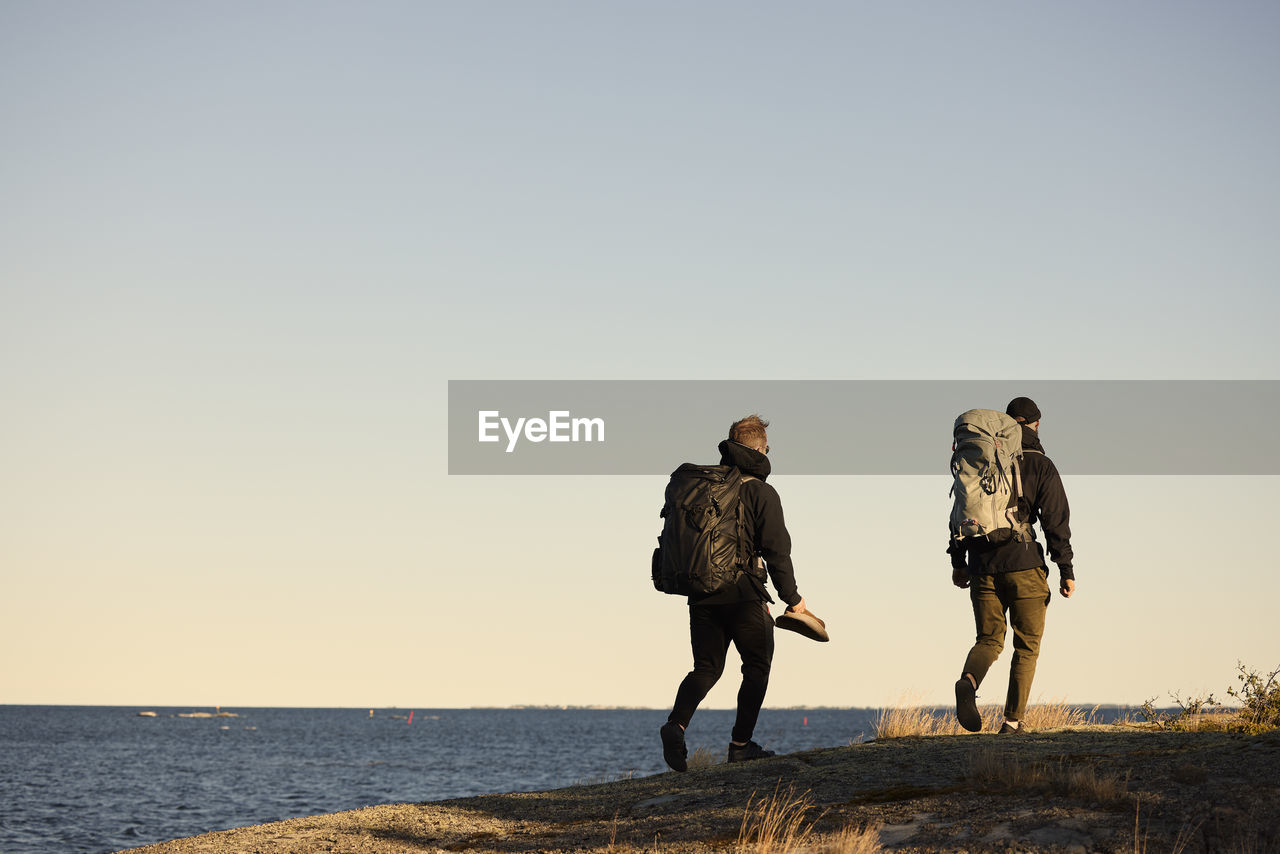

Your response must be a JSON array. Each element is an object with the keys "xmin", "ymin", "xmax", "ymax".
[
  {"xmin": 1020, "ymin": 424, "xmax": 1045, "ymax": 454},
  {"xmin": 719, "ymin": 439, "xmax": 771, "ymax": 480}
]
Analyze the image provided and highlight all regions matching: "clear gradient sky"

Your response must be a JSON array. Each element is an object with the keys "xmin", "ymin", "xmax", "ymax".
[{"xmin": 3, "ymin": 2, "xmax": 1278, "ymax": 711}]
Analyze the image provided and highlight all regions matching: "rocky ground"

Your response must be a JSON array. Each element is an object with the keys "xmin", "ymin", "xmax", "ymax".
[{"xmin": 121, "ymin": 727, "xmax": 1280, "ymax": 853}]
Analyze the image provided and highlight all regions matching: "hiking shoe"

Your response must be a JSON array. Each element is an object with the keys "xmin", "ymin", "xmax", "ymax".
[
  {"xmin": 660, "ymin": 722, "xmax": 687, "ymax": 772},
  {"xmin": 955, "ymin": 678, "xmax": 982, "ymax": 732},
  {"xmin": 727, "ymin": 740, "xmax": 776, "ymax": 763},
  {"xmin": 998, "ymin": 721, "xmax": 1025, "ymax": 734}
]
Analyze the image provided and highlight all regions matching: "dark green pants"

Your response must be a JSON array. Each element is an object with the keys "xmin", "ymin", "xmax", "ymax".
[{"xmin": 962, "ymin": 567, "xmax": 1051, "ymax": 721}]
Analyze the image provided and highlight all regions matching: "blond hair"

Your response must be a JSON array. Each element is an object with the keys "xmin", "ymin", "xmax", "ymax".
[{"xmin": 729, "ymin": 414, "xmax": 769, "ymax": 450}]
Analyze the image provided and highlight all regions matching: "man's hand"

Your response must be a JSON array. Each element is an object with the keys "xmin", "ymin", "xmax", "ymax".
[
  {"xmin": 786, "ymin": 598, "xmax": 809, "ymax": 614},
  {"xmin": 952, "ymin": 567, "xmax": 970, "ymax": 589},
  {"xmin": 1060, "ymin": 578, "xmax": 1076, "ymax": 598}
]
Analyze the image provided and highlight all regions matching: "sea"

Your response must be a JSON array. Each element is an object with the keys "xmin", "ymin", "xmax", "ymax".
[{"xmin": 0, "ymin": 705, "xmax": 888, "ymax": 854}]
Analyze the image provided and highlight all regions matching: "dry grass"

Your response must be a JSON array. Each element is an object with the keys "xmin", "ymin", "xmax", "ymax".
[
  {"xmin": 1116, "ymin": 704, "xmax": 1252, "ymax": 732},
  {"xmin": 1051, "ymin": 761, "xmax": 1129, "ymax": 802},
  {"xmin": 875, "ymin": 694, "xmax": 1096, "ymax": 738},
  {"xmin": 737, "ymin": 784, "xmax": 885, "ymax": 854},
  {"xmin": 813, "ymin": 822, "xmax": 884, "ymax": 854},
  {"xmin": 687, "ymin": 745, "xmax": 721, "ymax": 771},
  {"xmin": 737, "ymin": 784, "xmax": 817, "ymax": 854},
  {"xmin": 967, "ymin": 744, "xmax": 1046, "ymax": 789},
  {"xmin": 1129, "ymin": 799, "xmax": 1204, "ymax": 854},
  {"xmin": 1131, "ymin": 804, "xmax": 1198, "ymax": 854},
  {"xmin": 1127, "ymin": 663, "xmax": 1280, "ymax": 735},
  {"xmin": 1133, "ymin": 798, "xmax": 1151, "ymax": 854},
  {"xmin": 1169, "ymin": 818, "xmax": 1203, "ymax": 854},
  {"xmin": 1021, "ymin": 699, "xmax": 1098, "ymax": 729},
  {"xmin": 1112, "ymin": 708, "xmax": 1147, "ymax": 727},
  {"xmin": 968, "ymin": 745, "xmax": 1129, "ymax": 804},
  {"xmin": 610, "ymin": 807, "xmax": 884, "ymax": 854},
  {"xmin": 1158, "ymin": 709, "xmax": 1247, "ymax": 732},
  {"xmin": 873, "ymin": 695, "xmax": 999, "ymax": 738}
]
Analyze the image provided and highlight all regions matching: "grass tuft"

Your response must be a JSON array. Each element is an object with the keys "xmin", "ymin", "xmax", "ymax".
[
  {"xmin": 875, "ymin": 694, "xmax": 1094, "ymax": 738},
  {"xmin": 737, "ymin": 787, "xmax": 884, "ymax": 854},
  {"xmin": 737, "ymin": 783, "xmax": 817, "ymax": 854},
  {"xmin": 1129, "ymin": 798, "xmax": 1199, "ymax": 854},
  {"xmin": 687, "ymin": 745, "xmax": 721, "ymax": 771},
  {"xmin": 815, "ymin": 822, "xmax": 884, "ymax": 854},
  {"xmin": 1021, "ymin": 699, "xmax": 1098, "ymax": 730},
  {"xmin": 968, "ymin": 745, "xmax": 1129, "ymax": 804},
  {"xmin": 873, "ymin": 693, "xmax": 998, "ymax": 738}
]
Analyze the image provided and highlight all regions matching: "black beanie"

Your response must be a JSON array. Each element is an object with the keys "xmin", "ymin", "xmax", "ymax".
[{"xmin": 1006, "ymin": 397, "xmax": 1042, "ymax": 424}]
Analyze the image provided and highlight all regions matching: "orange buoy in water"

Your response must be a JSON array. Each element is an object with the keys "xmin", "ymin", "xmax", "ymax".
[{"xmin": 407, "ymin": 711, "xmax": 414, "ymax": 725}]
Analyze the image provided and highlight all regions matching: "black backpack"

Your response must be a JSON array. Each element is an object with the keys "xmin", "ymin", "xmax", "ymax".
[{"xmin": 651, "ymin": 464, "xmax": 757, "ymax": 596}]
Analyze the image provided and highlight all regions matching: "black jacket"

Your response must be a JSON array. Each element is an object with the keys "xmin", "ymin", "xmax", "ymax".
[
  {"xmin": 688, "ymin": 440, "xmax": 803, "ymax": 607},
  {"xmin": 949, "ymin": 425, "xmax": 1075, "ymax": 580}
]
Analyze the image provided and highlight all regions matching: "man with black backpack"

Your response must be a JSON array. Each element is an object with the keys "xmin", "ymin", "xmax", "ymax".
[
  {"xmin": 656, "ymin": 414, "xmax": 816, "ymax": 771},
  {"xmin": 949, "ymin": 397, "xmax": 1075, "ymax": 734}
]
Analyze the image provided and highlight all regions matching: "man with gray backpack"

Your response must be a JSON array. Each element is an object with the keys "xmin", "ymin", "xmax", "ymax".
[
  {"xmin": 948, "ymin": 397, "xmax": 1074, "ymax": 734},
  {"xmin": 653, "ymin": 414, "xmax": 822, "ymax": 771}
]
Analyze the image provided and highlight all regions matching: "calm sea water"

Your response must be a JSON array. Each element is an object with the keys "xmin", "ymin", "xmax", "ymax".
[{"xmin": 0, "ymin": 705, "xmax": 883, "ymax": 854}]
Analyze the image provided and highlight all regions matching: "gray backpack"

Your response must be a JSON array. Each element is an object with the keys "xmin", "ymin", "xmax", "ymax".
[{"xmin": 949, "ymin": 409, "xmax": 1033, "ymax": 545}]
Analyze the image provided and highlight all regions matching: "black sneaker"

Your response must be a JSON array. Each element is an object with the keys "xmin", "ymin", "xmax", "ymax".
[
  {"xmin": 727, "ymin": 740, "xmax": 776, "ymax": 763},
  {"xmin": 998, "ymin": 721, "xmax": 1025, "ymax": 734},
  {"xmin": 955, "ymin": 678, "xmax": 982, "ymax": 733},
  {"xmin": 660, "ymin": 722, "xmax": 688, "ymax": 772}
]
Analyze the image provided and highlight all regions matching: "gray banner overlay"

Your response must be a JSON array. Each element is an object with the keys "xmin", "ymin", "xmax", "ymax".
[{"xmin": 448, "ymin": 381, "xmax": 1279, "ymax": 475}]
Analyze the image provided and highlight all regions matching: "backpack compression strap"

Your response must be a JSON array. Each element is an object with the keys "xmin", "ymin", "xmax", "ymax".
[{"xmin": 737, "ymin": 473, "xmax": 764, "ymax": 572}]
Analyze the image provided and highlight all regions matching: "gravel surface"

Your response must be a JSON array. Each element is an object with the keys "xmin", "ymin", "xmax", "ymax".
[{"xmin": 119, "ymin": 727, "xmax": 1280, "ymax": 853}]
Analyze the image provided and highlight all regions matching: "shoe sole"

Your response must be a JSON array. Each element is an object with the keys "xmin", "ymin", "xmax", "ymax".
[
  {"xmin": 955, "ymin": 679, "xmax": 982, "ymax": 733},
  {"xmin": 661, "ymin": 725, "xmax": 687, "ymax": 772},
  {"xmin": 775, "ymin": 612, "xmax": 829, "ymax": 642}
]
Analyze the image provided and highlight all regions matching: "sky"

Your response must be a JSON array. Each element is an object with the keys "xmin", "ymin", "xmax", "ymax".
[{"xmin": 2, "ymin": 1, "xmax": 1278, "ymax": 714}]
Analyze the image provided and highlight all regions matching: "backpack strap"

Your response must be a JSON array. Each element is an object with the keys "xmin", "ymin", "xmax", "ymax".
[
  {"xmin": 734, "ymin": 473, "xmax": 765, "ymax": 573},
  {"xmin": 1007, "ymin": 458, "xmax": 1035, "ymax": 543}
]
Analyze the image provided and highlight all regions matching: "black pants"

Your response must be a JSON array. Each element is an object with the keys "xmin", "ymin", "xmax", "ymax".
[{"xmin": 668, "ymin": 600, "xmax": 775, "ymax": 743}]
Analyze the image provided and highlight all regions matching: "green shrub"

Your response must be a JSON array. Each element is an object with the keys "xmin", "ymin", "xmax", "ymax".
[
  {"xmin": 1139, "ymin": 662, "xmax": 1280, "ymax": 733},
  {"xmin": 1138, "ymin": 691, "xmax": 1221, "ymax": 731},
  {"xmin": 1226, "ymin": 662, "xmax": 1280, "ymax": 733}
]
